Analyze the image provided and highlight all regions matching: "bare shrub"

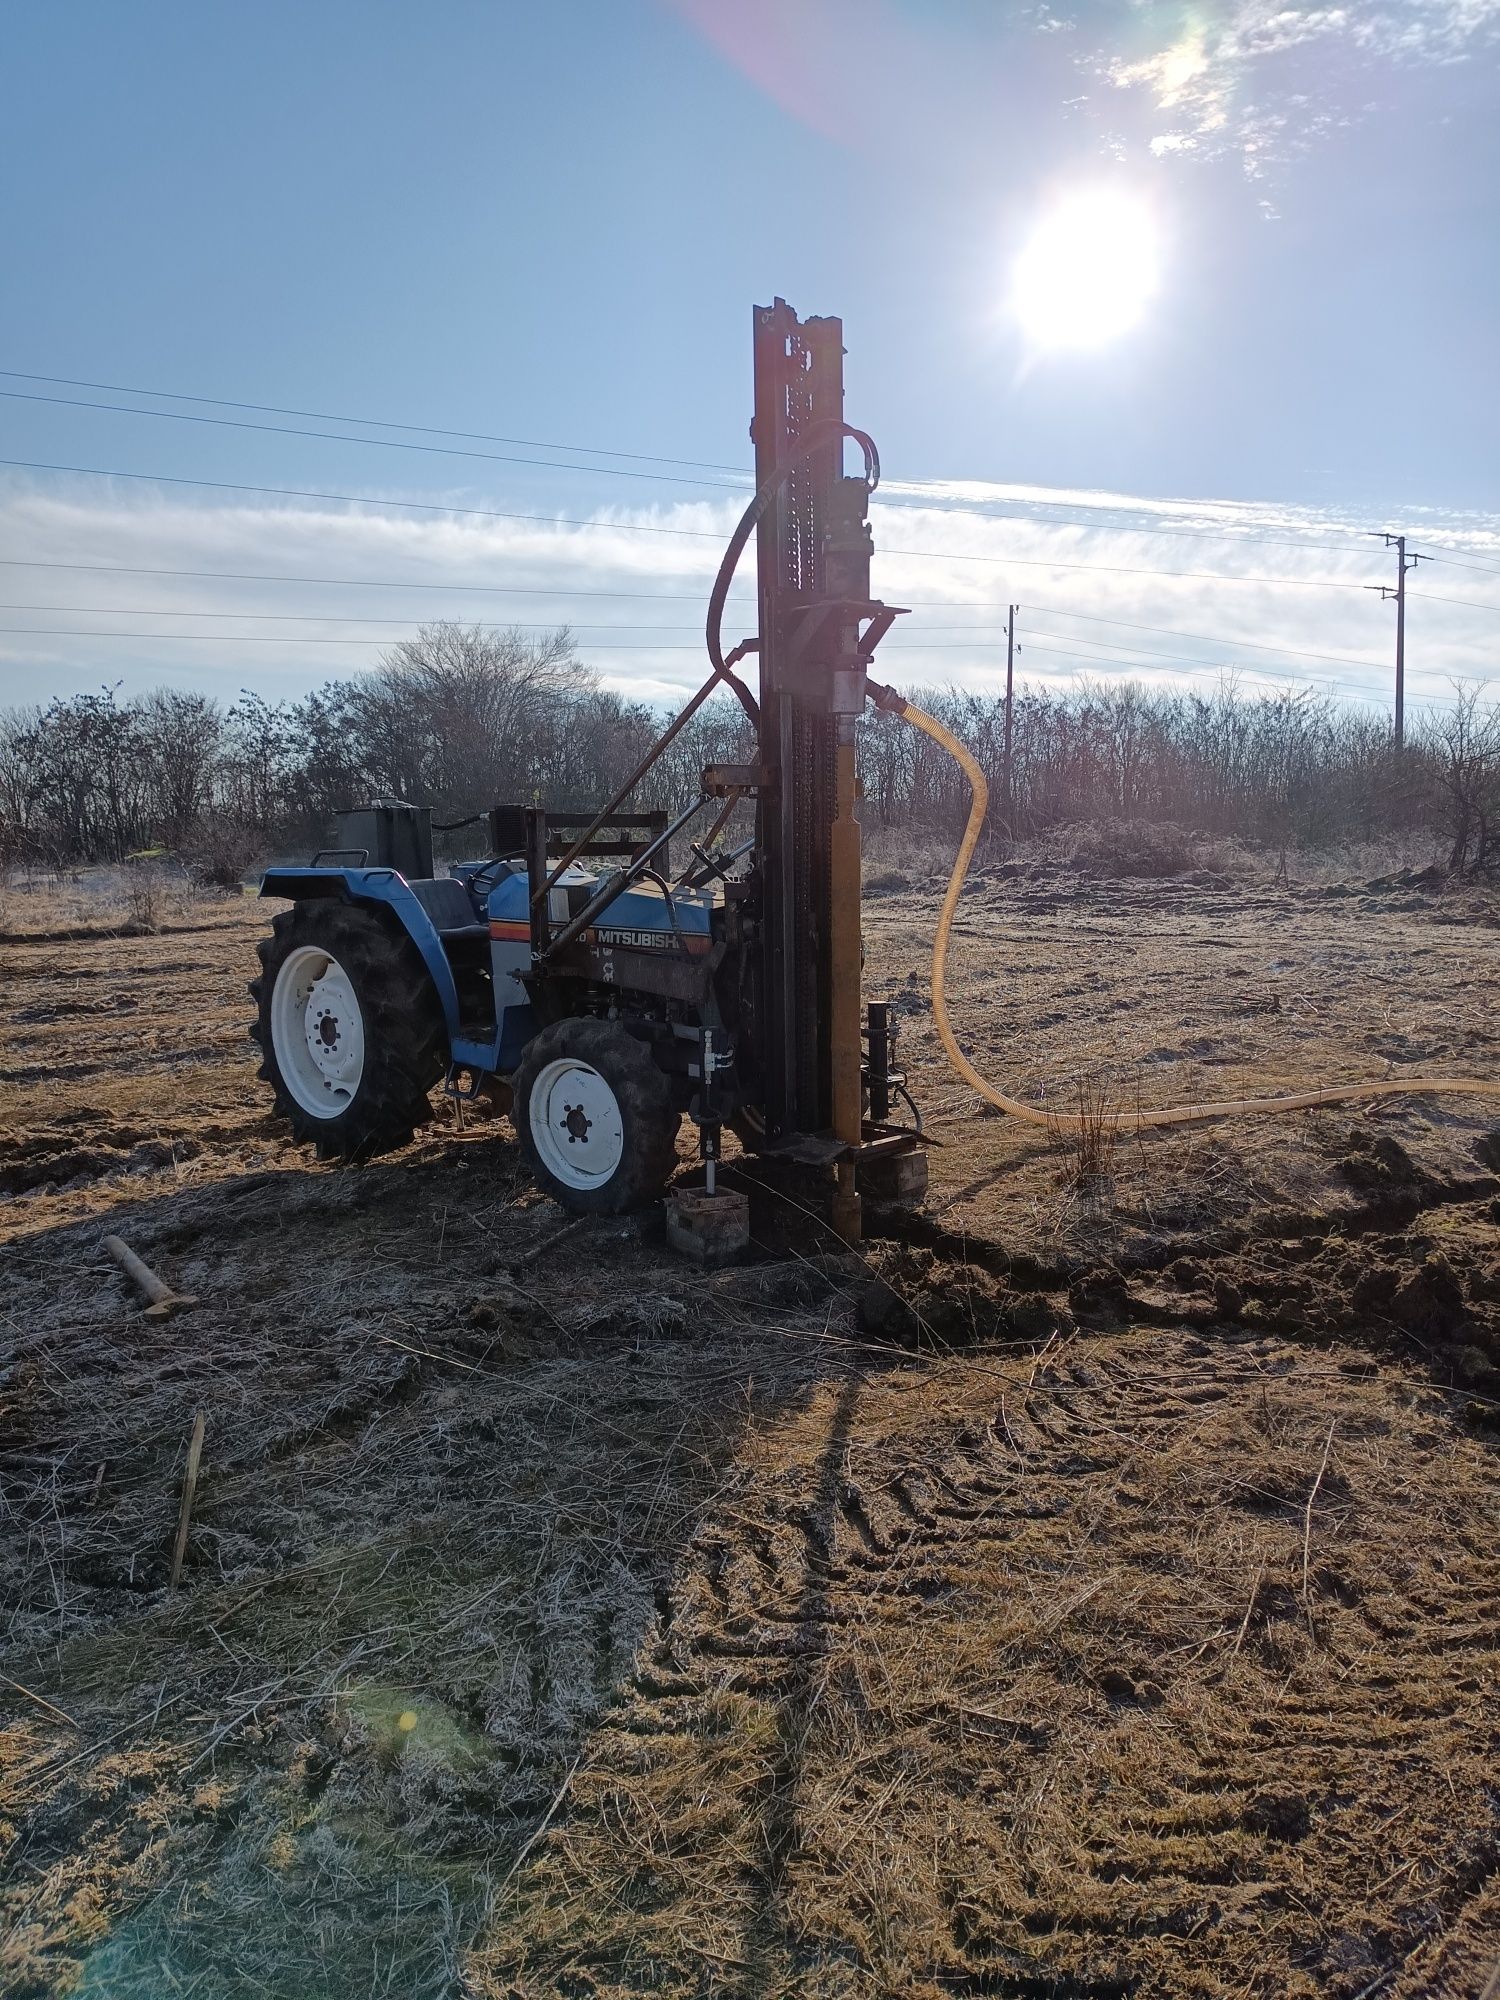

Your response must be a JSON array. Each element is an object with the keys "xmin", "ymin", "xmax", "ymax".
[
  {"xmin": 863, "ymin": 867, "xmax": 911, "ymax": 897},
  {"xmin": 1429, "ymin": 682, "xmax": 1499, "ymax": 877},
  {"xmin": 184, "ymin": 813, "xmax": 263, "ymax": 890},
  {"xmin": 125, "ymin": 862, "xmax": 164, "ymax": 932},
  {"xmin": 1189, "ymin": 833, "xmax": 1257, "ymax": 878},
  {"xmin": 864, "ymin": 828, "xmax": 962, "ymax": 880},
  {"xmin": 1061, "ymin": 1074, "xmax": 1119, "ymax": 1205},
  {"xmin": 3, "ymin": 662, "xmax": 1496, "ymax": 877},
  {"xmin": 1067, "ymin": 820, "xmax": 1195, "ymax": 878}
]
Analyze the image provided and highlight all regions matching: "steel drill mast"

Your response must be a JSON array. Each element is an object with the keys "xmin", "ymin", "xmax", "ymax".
[{"xmin": 749, "ymin": 299, "xmax": 902, "ymax": 1234}]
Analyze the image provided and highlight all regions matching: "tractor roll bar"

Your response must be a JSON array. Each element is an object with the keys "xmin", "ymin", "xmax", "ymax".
[
  {"xmin": 540, "ymin": 795, "xmax": 708, "ymax": 961},
  {"xmin": 532, "ymin": 662, "xmax": 758, "ymax": 908}
]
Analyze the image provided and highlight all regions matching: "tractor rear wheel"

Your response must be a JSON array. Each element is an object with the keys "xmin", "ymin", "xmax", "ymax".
[
  {"xmin": 250, "ymin": 901, "xmax": 444, "ymax": 1160},
  {"xmin": 515, "ymin": 1017, "xmax": 681, "ymax": 1214}
]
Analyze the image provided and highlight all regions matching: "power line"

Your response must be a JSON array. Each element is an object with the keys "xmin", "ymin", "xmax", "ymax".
[
  {"xmin": 0, "ymin": 388, "xmax": 751, "ymax": 494},
  {"xmin": 879, "ymin": 486, "xmax": 1379, "ymax": 558},
  {"xmin": 1019, "ymin": 625, "xmax": 1358, "ymax": 688},
  {"xmin": 0, "ymin": 624, "xmax": 1167, "ymax": 649},
  {"xmin": 8, "ymin": 601, "xmax": 1466, "ymax": 697},
  {"xmin": 0, "ymin": 364, "xmax": 1400, "ymax": 556},
  {"xmin": 0, "ymin": 368, "xmax": 748, "ymax": 476},
  {"xmin": 0, "ymin": 626, "xmax": 1464, "ymax": 696},
  {"xmin": 0, "ymin": 571, "xmax": 1462, "ymax": 685},
  {"xmin": 5, "ymin": 599, "xmax": 1479, "ymax": 693},
  {"xmin": 1, "ymin": 557, "xmax": 1488, "ymax": 681},
  {"xmin": 1014, "ymin": 628, "xmax": 1449, "ymax": 705},
  {"xmin": 0, "ymin": 457, "xmax": 1383, "ymax": 590},
  {"xmin": 0, "ymin": 626, "xmax": 1074, "ymax": 647},
  {"xmin": 1014, "ymin": 639, "xmax": 1463, "ymax": 709},
  {"xmin": 0, "ymin": 602, "xmax": 1444, "ymax": 664},
  {"xmin": 1019, "ymin": 624, "xmax": 1373, "ymax": 687},
  {"xmin": 0, "ymin": 557, "xmax": 1371, "ymax": 638},
  {"xmin": 0, "ymin": 365, "xmax": 1391, "ymax": 557},
  {"xmin": 0, "ymin": 622, "xmax": 1359, "ymax": 655},
  {"xmin": 876, "ymin": 540, "xmax": 1368, "ymax": 588},
  {"xmin": 0, "ymin": 556, "xmax": 740, "ymax": 601},
  {"xmin": 1017, "ymin": 639, "xmax": 1347, "ymax": 693},
  {"xmin": 8, "ymin": 362, "xmax": 1500, "ymax": 619},
  {"xmin": 0, "ymin": 457, "xmax": 734, "ymax": 538},
  {"xmin": 0, "ymin": 604, "xmax": 713, "ymax": 628},
  {"xmin": 1017, "ymin": 602, "xmax": 1391, "ymax": 672},
  {"xmin": 1410, "ymin": 544, "xmax": 1500, "ymax": 576},
  {"xmin": 1006, "ymin": 639, "xmax": 1378, "ymax": 699},
  {"xmin": 1409, "ymin": 589, "xmax": 1500, "ymax": 616},
  {"xmin": 4, "ymin": 627, "xmax": 1474, "ymax": 711}
]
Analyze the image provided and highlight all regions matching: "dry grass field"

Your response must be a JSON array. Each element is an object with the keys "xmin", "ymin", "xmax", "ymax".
[{"xmin": 2, "ymin": 845, "xmax": 1498, "ymax": 1999}]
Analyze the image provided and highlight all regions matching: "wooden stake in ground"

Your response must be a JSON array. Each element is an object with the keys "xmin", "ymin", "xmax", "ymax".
[
  {"xmin": 1301, "ymin": 1418, "xmax": 1338, "ymax": 1614},
  {"xmin": 169, "ymin": 1410, "xmax": 207, "ymax": 1590},
  {"xmin": 103, "ymin": 1235, "xmax": 198, "ymax": 1319}
]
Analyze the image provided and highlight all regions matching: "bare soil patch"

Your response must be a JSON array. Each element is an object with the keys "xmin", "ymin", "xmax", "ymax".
[{"xmin": 2, "ymin": 863, "xmax": 1497, "ymax": 1998}]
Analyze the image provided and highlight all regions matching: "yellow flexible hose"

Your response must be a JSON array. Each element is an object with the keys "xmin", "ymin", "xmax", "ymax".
[{"xmin": 881, "ymin": 687, "xmax": 1500, "ymax": 1132}]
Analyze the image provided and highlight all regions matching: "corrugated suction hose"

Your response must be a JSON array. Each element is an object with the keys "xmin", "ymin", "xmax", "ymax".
[{"xmin": 869, "ymin": 682, "xmax": 1500, "ymax": 1131}]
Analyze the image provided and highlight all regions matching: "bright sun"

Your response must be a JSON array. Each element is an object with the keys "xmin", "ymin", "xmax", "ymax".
[{"xmin": 1011, "ymin": 190, "xmax": 1161, "ymax": 352}]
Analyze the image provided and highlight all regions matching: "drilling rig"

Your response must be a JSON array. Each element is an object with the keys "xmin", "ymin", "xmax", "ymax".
[{"xmin": 250, "ymin": 300, "xmax": 927, "ymax": 1250}]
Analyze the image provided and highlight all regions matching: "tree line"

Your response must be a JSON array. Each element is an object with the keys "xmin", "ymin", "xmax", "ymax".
[{"xmin": 2, "ymin": 623, "xmax": 1495, "ymax": 878}]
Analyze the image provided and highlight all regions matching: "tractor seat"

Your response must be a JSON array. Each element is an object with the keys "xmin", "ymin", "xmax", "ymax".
[{"xmin": 407, "ymin": 877, "xmax": 488, "ymax": 939}]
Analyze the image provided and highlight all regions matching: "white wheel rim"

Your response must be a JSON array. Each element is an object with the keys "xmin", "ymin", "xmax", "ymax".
[
  {"xmin": 270, "ymin": 944, "xmax": 366, "ymax": 1119},
  {"xmin": 529, "ymin": 1057, "xmax": 625, "ymax": 1190}
]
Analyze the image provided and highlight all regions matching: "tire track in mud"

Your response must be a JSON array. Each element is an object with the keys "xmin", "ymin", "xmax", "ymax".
[{"xmin": 471, "ymin": 1329, "xmax": 1500, "ymax": 2000}]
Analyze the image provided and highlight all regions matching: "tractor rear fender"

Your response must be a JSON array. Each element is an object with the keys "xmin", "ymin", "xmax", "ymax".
[{"xmin": 258, "ymin": 866, "xmax": 463, "ymax": 1042}]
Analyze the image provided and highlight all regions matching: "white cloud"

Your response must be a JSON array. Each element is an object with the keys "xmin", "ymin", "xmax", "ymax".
[
  {"xmin": 1, "ymin": 470, "xmax": 1496, "ymax": 718},
  {"xmin": 1099, "ymin": 0, "xmax": 1500, "ymax": 169}
]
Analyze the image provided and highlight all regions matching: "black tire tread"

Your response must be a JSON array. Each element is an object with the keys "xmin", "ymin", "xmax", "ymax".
[
  {"xmin": 514, "ymin": 1016, "xmax": 680, "ymax": 1215},
  {"xmin": 248, "ymin": 901, "xmax": 444, "ymax": 1160}
]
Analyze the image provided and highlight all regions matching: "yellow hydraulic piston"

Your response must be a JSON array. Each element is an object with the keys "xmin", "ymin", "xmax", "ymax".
[{"xmin": 829, "ymin": 726, "xmax": 865, "ymax": 1240}]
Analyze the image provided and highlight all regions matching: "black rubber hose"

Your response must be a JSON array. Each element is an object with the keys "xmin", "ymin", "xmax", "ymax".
[
  {"xmin": 637, "ymin": 866, "xmax": 694, "ymax": 958},
  {"xmin": 706, "ymin": 420, "xmax": 879, "ymax": 682}
]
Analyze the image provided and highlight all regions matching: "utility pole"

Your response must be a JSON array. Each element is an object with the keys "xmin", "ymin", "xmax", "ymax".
[
  {"xmin": 1003, "ymin": 603, "xmax": 1017, "ymax": 834},
  {"xmin": 1370, "ymin": 533, "xmax": 1427, "ymax": 748}
]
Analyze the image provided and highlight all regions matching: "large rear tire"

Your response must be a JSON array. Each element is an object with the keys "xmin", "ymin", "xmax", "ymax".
[
  {"xmin": 249, "ymin": 901, "xmax": 445, "ymax": 1160},
  {"xmin": 515, "ymin": 1017, "xmax": 681, "ymax": 1214}
]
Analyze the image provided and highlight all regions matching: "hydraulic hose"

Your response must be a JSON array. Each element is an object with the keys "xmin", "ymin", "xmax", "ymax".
[
  {"xmin": 870, "ymin": 683, "xmax": 1500, "ymax": 1131},
  {"xmin": 707, "ymin": 420, "xmax": 879, "ymax": 683}
]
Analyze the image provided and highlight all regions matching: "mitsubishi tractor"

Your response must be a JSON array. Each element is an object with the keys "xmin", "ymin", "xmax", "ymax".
[{"xmin": 250, "ymin": 300, "xmax": 928, "ymax": 1243}]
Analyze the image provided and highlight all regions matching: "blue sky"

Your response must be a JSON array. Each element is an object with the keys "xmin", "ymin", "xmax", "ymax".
[{"xmin": 2, "ymin": 0, "xmax": 1498, "ymax": 714}]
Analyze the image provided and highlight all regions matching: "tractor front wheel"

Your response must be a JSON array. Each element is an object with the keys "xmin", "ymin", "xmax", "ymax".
[
  {"xmin": 515, "ymin": 1017, "xmax": 681, "ymax": 1214},
  {"xmin": 250, "ymin": 901, "xmax": 444, "ymax": 1159}
]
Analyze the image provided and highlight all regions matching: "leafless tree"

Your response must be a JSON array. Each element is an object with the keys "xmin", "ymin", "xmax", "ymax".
[
  {"xmin": 360, "ymin": 623, "xmax": 590, "ymax": 812},
  {"xmin": 1430, "ymin": 682, "xmax": 1499, "ymax": 876},
  {"xmin": 2, "ymin": 638, "xmax": 1495, "ymax": 875}
]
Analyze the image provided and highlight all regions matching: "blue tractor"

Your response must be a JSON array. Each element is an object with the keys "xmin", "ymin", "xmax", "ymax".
[
  {"xmin": 251, "ymin": 798, "xmax": 730, "ymax": 1214},
  {"xmin": 250, "ymin": 301, "xmax": 927, "ymax": 1235}
]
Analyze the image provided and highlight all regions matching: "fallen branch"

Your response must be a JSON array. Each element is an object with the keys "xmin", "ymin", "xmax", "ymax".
[
  {"xmin": 1231, "ymin": 1562, "xmax": 1266, "ymax": 1658},
  {"xmin": 0, "ymin": 1671, "xmax": 77, "ymax": 1729},
  {"xmin": 509, "ymin": 1213, "xmax": 589, "ymax": 1278},
  {"xmin": 1301, "ymin": 1418, "xmax": 1337, "ymax": 1612},
  {"xmin": 490, "ymin": 1753, "xmax": 582, "ymax": 1904}
]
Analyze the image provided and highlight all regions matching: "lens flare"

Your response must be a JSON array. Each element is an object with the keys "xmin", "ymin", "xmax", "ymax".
[{"xmin": 1011, "ymin": 190, "xmax": 1161, "ymax": 352}]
